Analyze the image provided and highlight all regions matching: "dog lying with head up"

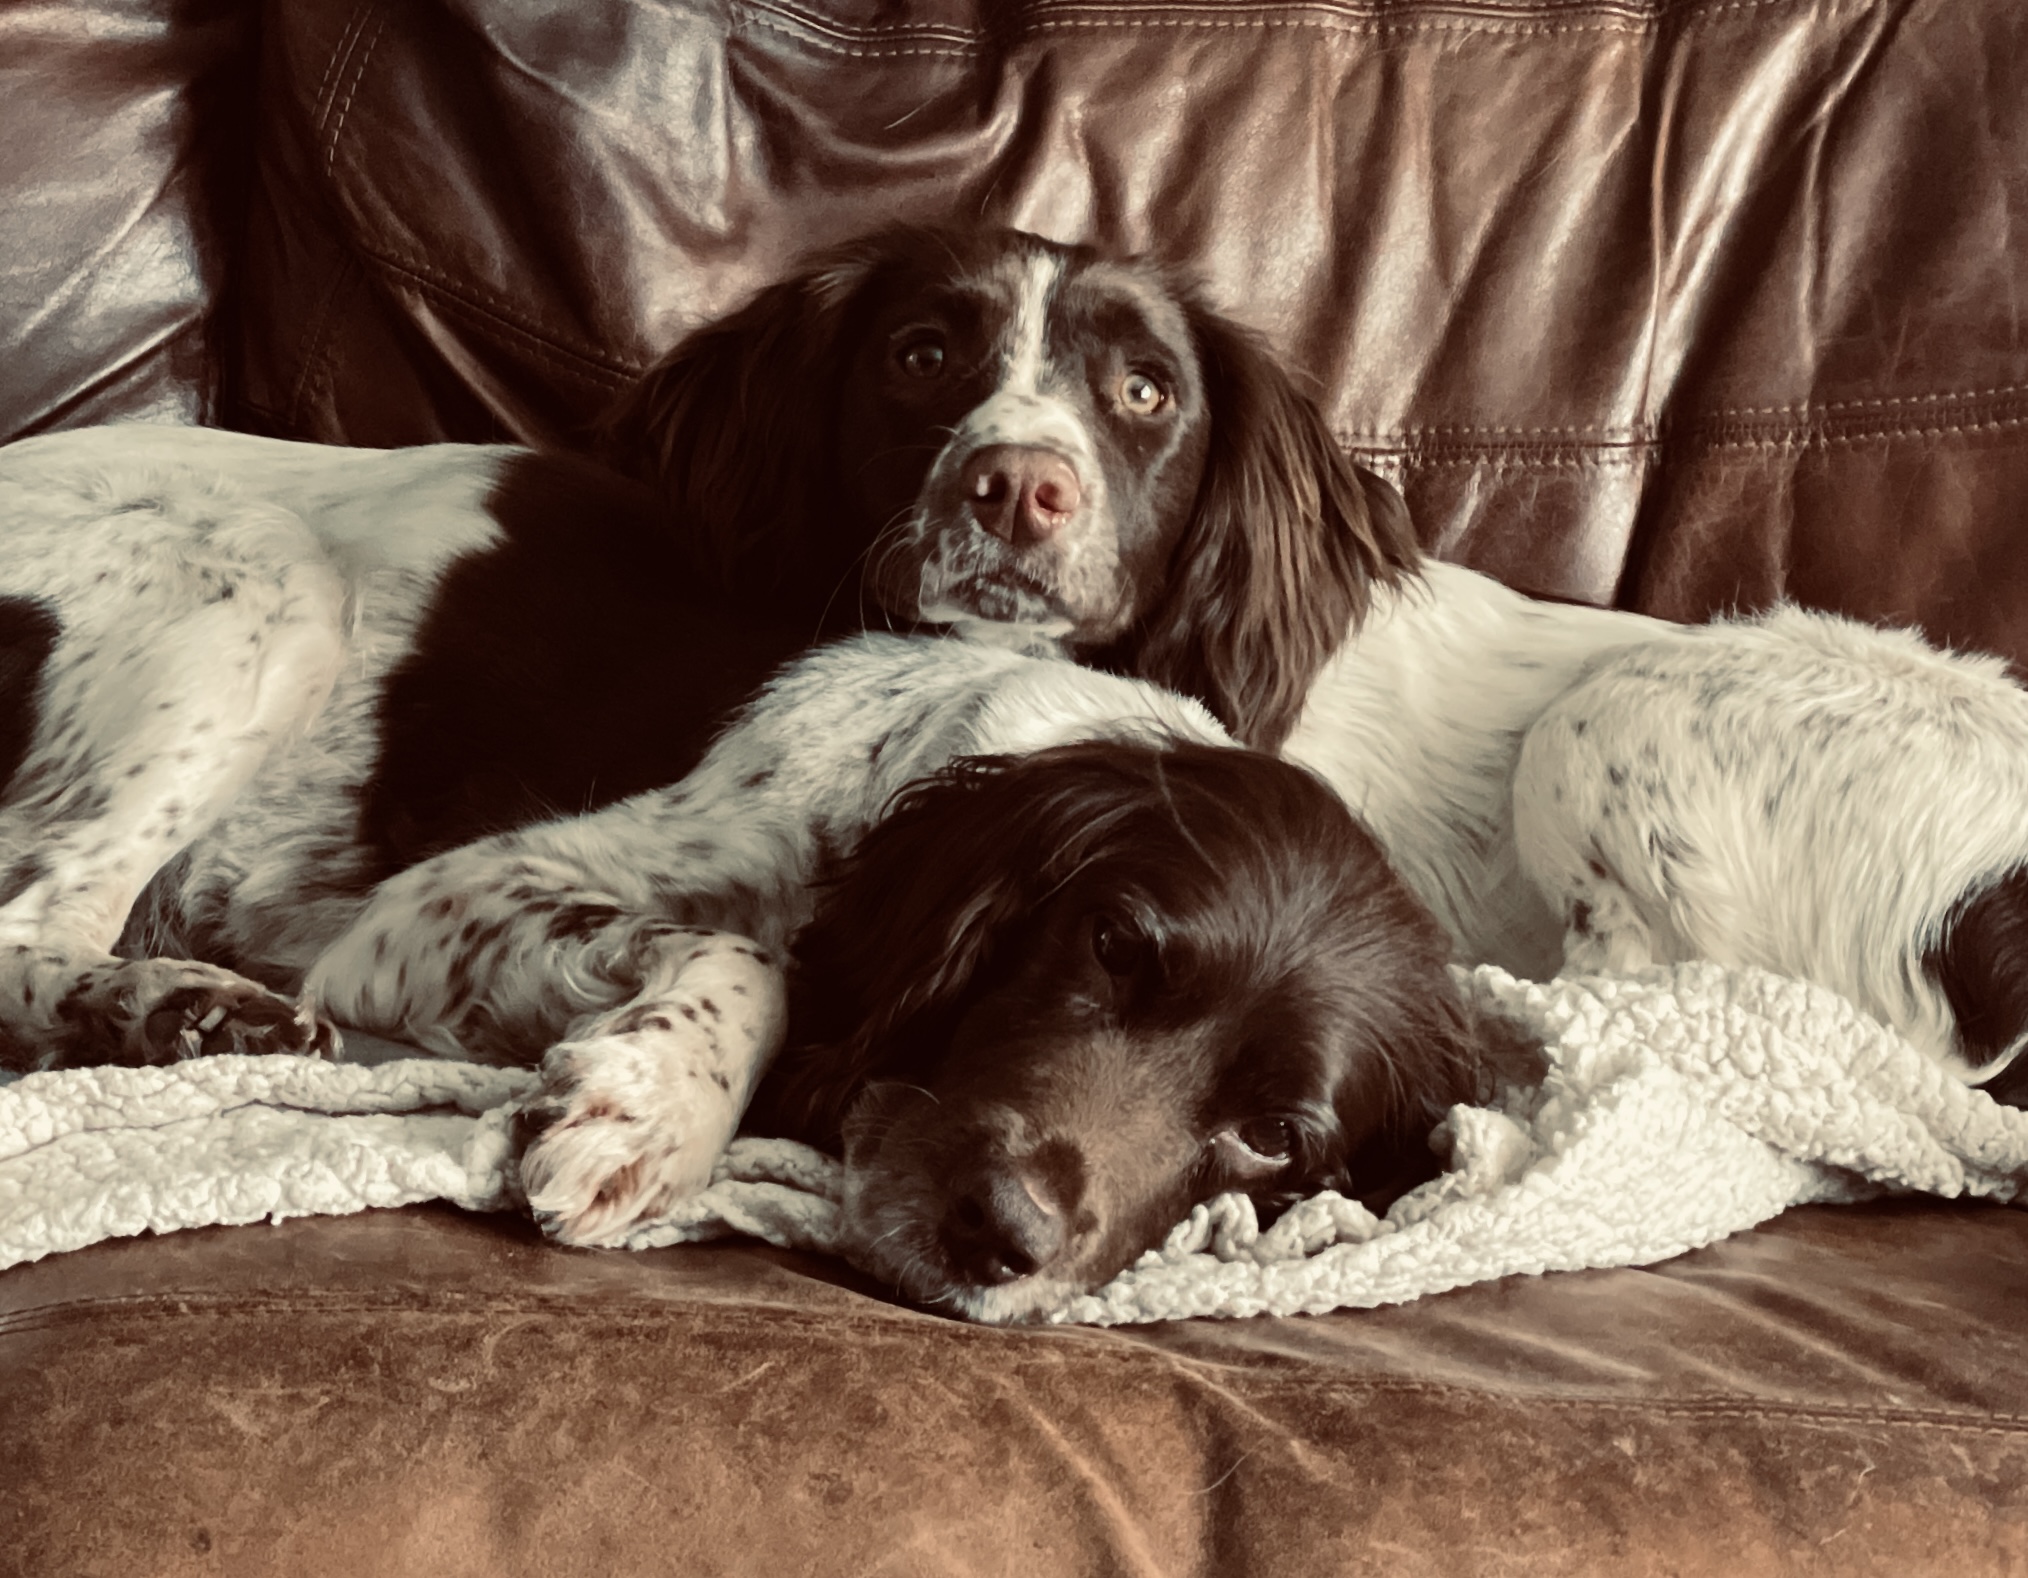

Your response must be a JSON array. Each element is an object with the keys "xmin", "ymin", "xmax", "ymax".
[
  {"xmin": 616, "ymin": 221, "xmax": 2028, "ymax": 1099},
  {"xmin": 731, "ymin": 229, "xmax": 2028, "ymax": 1101},
  {"xmin": 0, "ymin": 224, "xmax": 1387, "ymax": 1059},
  {"xmin": 0, "ymin": 226, "xmax": 1511, "ymax": 1319}
]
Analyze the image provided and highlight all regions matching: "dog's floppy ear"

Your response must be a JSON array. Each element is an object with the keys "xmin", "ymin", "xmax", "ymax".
[
  {"xmin": 598, "ymin": 248, "xmax": 880, "ymax": 599},
  {"xmin": 753, "ymin": 744, "xmax": 1194, "ymax": 1148},
  {"xmin": 1120, "ymin": 305, "xmax": 1421, "ymax": 752},
  {"xmin": 749, "ymin": 757, "xmax": 1050, "ymax": 1148},
  {"xmin": 1322, "ymin": 987, "xmax": 1546, "ymax": 1213}
]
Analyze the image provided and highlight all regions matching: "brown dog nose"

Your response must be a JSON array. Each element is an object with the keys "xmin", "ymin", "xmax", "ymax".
[
  {"xmin": 941, "ymin": 1164, "xmax": 1068, "ymax": 1285},
  {"xmin": 959, "ymin": 446, "xmax": 1083, "ymax": 548}
]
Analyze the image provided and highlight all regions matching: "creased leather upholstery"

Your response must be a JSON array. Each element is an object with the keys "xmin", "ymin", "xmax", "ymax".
[
  {"xmin": 0, "ymin": 0, "xmax": 256, "ymax": 439},
  {"xmin": 231, "ymin": 0, "xmax": 2028, "ymax": 644},
  {"xmin": 8, "ymin": 0, "xmax": 2028, "ymax": 1572}
]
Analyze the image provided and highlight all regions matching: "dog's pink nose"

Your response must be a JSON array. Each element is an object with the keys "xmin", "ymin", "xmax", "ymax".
[
  {"xmin": 941, "ymin": 1165, "xmax": 1067, "ymax": 1285},
  {"xmin": 960, "ymin": 446, "xmax": 1083, "ymax": 548}
]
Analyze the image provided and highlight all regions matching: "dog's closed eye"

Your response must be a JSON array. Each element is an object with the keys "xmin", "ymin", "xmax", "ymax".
[{"xmin": 1090, "ymin": 911, "xmax": 1159, "ymax": 985}]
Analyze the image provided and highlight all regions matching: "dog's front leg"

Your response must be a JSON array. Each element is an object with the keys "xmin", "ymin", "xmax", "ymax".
[
  {"xmin": 305, "ymin": 813, "xmax": 799, "ymax": 1244},
  {"xmin": 322, "ymin": 896, "xmax": 787, "ymax": 1246},
  {"xmin": 513, "ymin": 928, "xmax": 785, "ymax": 1245}
]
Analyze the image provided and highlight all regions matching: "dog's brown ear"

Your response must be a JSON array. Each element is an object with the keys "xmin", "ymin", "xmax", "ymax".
[
  {"xmin": 748, "ymin": 757, "xmax": 1046, "ymax": 1149},
  {"xmin": 597, "ymin": 250, "xmax": 881, "ymax": 599},
  {"xmin": 1120, "ymin": 306, "xmax": 1420, "ymax": 752},
  {"xmin": 1326, "ymin": 987, "xmax": 1547, "ymax": 1213},
  {"xmin": 754, "ymin": 741, "xmax": 1255, "ymax": 1149}
]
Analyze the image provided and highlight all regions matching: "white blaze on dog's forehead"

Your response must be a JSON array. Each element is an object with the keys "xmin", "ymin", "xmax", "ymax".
[{"xmin": 997, "ymin": 249, "xmax": 1064, "ymax": 394}]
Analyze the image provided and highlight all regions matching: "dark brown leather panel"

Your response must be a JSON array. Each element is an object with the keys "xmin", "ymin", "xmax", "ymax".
[
  {"xmin": 1627, "ymin": 418, "xmax": 2028, "ymax": 667},
  {"xmin": 234, "ymin": 0, "xmax": 2028, "ymax": 648},
  {"xmin": 0, "ymin": 0, "xmax": 257, "ymax": 444},
  {"xmin": 6, "ymin": 1201, "xmax": 2027, "ymax": 1576}
]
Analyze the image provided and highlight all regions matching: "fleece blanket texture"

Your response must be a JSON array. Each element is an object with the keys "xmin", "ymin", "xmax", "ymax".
[{"xmin": 4, "ymin": 961, "xmax": 2024, "ymax": 1326}]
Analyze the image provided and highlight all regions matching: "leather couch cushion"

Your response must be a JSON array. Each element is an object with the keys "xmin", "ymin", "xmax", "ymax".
[{"xmin": 6, "ymin": 1198, "xmax": 2027, "ymax": 1575}]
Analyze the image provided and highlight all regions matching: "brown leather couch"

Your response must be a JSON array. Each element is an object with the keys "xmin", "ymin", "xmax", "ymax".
[{"xmin": 7, "ymin": 2, "xmax": 2028, "ymax": 1572}]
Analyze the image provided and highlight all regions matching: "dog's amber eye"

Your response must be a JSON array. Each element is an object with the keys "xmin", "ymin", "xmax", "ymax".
[
  {"xmin": 1091, "ymin": 915, "xmax": 1150, "ymax": 979},
  {"xmin": 1234, "ymin": 1118, "xmax": 1295, "ymax": 1162},
  {"xmin": 897, "ymin": 336, "xmax": 947, "ymax": 378},
  {"xmin": 1118, "ymin": 372, "xmax": 1166, "ymax": 414}
]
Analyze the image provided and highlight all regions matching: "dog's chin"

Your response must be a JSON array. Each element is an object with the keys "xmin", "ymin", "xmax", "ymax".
[
  {"xmin": 836, "ymin": 1117, "xmax": 1081, "ymax": 1324},
  {"xmin": 917, "ymin": 568, "xmax": 1067, "ymax": 628},
  {"xmin": 917, "ymin": 603, "xmax": 1074, "ymax": 657},
  {"xmin": 877, "ymin": 517, "xmax": 1131, "ymax": 646}
]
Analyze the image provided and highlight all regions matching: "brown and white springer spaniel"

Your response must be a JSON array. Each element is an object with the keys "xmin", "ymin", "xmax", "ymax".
[
  {"xmin": 0, "ymin": 227, "xmax": 1452, "ymax": 1317},
  {"xmin": 780, "ymin": 234, "xmax": 2028, "ymax": 1107}
]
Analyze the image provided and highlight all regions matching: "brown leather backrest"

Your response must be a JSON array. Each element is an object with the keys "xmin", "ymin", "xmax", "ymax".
[
  {"xmin": 0, "ymin": 0, "xmax": 257, "ymax": 438},
  {"xmin": 12, "ymin": 0, "xmax": 2028, "ymax": 660}
]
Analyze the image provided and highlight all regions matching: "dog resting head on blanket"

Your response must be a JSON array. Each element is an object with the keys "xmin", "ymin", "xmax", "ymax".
[{"xmin": 748, "ymin": 739, "xmax": 1541, "ymax": 1324}]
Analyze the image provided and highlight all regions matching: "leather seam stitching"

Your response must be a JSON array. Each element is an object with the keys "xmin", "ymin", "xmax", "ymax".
[
  {"xmin": 1353, "ymin": 408, "xmax": 2028, "ymax": 461},
  {"xmin": 324, "ymin": 6, "xmax": 392, "ymax": 177},
  {"xmin": 310, "ymin": 4, "xmax": 372, "ymax": 132},
  {"xmin": 1340, "ymin": 385, "xmax": 2028, "ymax": 441},
  {"xmin": 1388, "ymin": 448, "xmax": 1651, "ymax": 469},
  {"xmin": 1725, "ymin": 383, "xmax": 2028, "ymax": 418},
  {"xmin": 1027, "ymin": 0, "xmax": 1817, "ymax": 19},
  {"xmin": 734, "ymin": 0, "xmax": 1828, "ymax": 55},
  {"xmin": 1696, "ymin": 416, "xmax": 2028, "ymax": 449}
]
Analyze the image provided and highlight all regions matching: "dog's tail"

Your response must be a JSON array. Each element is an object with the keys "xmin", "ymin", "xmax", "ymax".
[{"xmin": 1928, "ymin": 863, "xmax": 2028, "ymax": 1106}]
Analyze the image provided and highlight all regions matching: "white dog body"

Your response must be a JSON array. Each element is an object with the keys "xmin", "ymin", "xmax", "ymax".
[
  {"xmin": 1287, "ymin": 560, "xmax": 2028, "ymax": 1078},
  {"xmin": 0, "ymin": 428, "xmax": 514, "ymax": 978},
  {"xmin": 1515, "ymin": 610, "xmax": 2028, "ymax": 1074},
  {"xmin": 1286, "ymin": 562, "xmax": 1668, "ymax": 982}
]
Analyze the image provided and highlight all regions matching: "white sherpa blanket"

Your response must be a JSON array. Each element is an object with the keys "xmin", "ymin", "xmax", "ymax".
[{"xmin": 5, "ymin": 961, "xmax": 2025, "ymax": 1325}]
